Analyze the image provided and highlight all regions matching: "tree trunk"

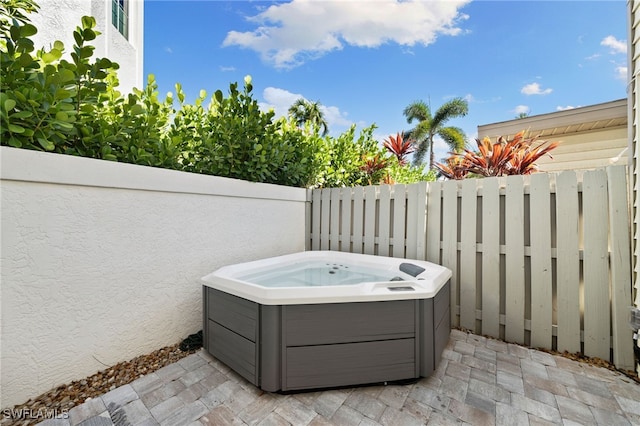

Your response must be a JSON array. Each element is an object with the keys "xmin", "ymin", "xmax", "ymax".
[{"xmin": 429, "ymin": 142, "xmax": 435, "ymax": 170}]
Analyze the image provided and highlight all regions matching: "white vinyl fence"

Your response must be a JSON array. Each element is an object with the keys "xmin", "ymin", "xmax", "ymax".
[{"xmin": 307, "ymin": 166, "xmax": 635, "ymax": 371}]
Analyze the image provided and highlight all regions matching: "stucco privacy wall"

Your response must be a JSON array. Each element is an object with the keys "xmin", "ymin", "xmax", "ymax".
[{"xmin": 0, "ymin": 147, "xmax": 306, "ymax": 408}]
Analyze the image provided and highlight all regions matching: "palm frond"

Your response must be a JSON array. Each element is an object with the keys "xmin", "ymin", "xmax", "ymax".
[
  {"xmin": 403, "ymin": 100, "xmax": 431, "ymax": 124},
  {"xmin": 437, "ymin": 126, "xmax": 467, "ymax": 153},
  {"xmin": 431, "ymin": 97, "xmax": 469, "ymax": 129}
]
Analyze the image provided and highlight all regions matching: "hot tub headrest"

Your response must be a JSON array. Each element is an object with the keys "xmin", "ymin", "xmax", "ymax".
[{"xmin": 399, "ymin": 262, "xmax": 426, "ymax": 277}]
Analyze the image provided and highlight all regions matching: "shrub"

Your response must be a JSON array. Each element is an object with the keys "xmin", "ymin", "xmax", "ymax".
[{"xmin": 435, "ymin": 131, "xmax": 559, "ymax": 179}]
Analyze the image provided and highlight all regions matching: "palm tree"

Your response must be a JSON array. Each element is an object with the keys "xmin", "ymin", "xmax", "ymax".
[
  {"xmin": 288, "ymin": 98, "xmax": 329, "ymax": 136},
  {"xmin": 403, "ymin": 97, "xmax": 468, "ymax": 169}
]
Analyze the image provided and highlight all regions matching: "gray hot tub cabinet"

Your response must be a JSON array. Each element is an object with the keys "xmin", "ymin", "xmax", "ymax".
[{"xmin": 203, "ymin": 281, "xmax": 450, "ymax": 392}]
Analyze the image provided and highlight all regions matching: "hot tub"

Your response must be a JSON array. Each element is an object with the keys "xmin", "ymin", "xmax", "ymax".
[{"xmin": 201, "ymin": 251, "xmax": 452, "ymax": 392}]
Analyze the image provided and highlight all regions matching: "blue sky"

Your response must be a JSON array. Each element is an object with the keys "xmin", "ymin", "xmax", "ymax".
[{"xmin": 144, "ymin": 1, "xmax": 628, "ymax": 163}]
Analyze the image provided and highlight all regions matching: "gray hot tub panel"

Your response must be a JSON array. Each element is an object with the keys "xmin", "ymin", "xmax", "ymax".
[{"xmin": 203, "ymin": 281, "xmax": 450, "ymax": 392}]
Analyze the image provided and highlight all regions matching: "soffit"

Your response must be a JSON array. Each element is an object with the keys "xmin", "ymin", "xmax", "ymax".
[{"xmin": 477, "ymin": 99, "xmax": 628, "ymax": 139}]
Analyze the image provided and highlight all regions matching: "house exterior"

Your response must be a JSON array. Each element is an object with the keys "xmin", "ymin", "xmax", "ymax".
[
  {"xmin": 29, "ymin": 0, "xmax": 144, "ymax": 93},
  {"xmin": 477, "ymin": 99, "xmax": 628, "ymax": 172},
  {"xmin": 627, "ymin": 0, "xmax": 640, "ymax": 376}
]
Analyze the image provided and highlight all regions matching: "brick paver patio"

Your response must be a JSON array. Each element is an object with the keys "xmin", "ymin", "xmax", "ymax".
[{"xmin": 38, "ymin": 329, "xmax": 640, "ymax": 425}]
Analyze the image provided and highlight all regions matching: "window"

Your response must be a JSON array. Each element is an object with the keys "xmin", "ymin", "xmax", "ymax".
[{"xmin": 112, "ymin": 0, "xmax": 128, "ymax": 39}]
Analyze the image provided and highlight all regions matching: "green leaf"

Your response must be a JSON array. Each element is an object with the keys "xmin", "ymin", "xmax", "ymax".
[
  {"xmin": 73, "ymin": 31, "xmax": 83, "ymax": 47},
  {"xmin": 11, "ymin": 110, "xmax": 33, "ymax": 119},
  {"xmin": 83, "ymin": 28, "xmax": 96, "ymax": 41},
  {"xmin": 4, "ymin": 99, "xmax": 16, "ymax": 112},
  {"xmin": 81, "ymin": 16, "xmax": 96, "ymax": 29},
  {"xmin": 14, "ymin": 91, "xmax": 27, "ymax": 103},
  {"xmin": 130, "ymin": 104, "xmax": 144, "ymax": 115},
  {"xmin": 37, "ymin": 137, "xmax": 55, "ymax": 151},
  {"xmin": 8, "ymin": 137, "xmax": 22, "ymax": 147},
  {"xmin": 10, "ymin": 25, "xmax": 20, "ymax": 41},
  {"xmin": 20, "ymin": 24, "xmax": 38, "ymax": 37},
  {"xmin": 8, "ymin": 123, "xmax": 25, "ymax": 133},
  {"xmin": 54, "ymin": 120, "xmax": 73, "ymax": 130},
  {"xmin": 40, "ymin": 52, "xmax": 54, "ymax": 64},
  {"xmin": 79, "ymin": 46, "xmax": 94, "ymax": 59},
  {"xmin": 18, "ymin": 53, "xmax": 34, "ymax": 66}
]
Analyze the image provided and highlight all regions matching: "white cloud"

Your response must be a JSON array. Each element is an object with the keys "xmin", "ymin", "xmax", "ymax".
[
  {"xmin": 461, "ymin": 93, "xmax": 501, "ymax": 104},
  {"xmin": 601, "ymin": 35, "xmax": 627, "ymax": 54},
  {"xmin": 513, "ymin": 105, "xmax": 530, "ymax": 115},
  {"xmin": 556, "ymin": 105, "xmax": 577, "ymax": 111},
  {"xmin": 259, "ymin": 87, "xmax": 302, "ymax": 118},
  {"xmin": 164, "ymin": 47, "xmax": 173, "ymax": 54},
  {"xmin": 223, "ymin": 0, "xmax": 471, "ymax": 68},
  {"xmin": 259, "ymin": 87, "xmax": 352, "ymax": 132},
  {"xmin": 219, "ymin": 66, "xmax": 236, "ymax": 72},
  {"xmin": 585, "ymin": 53, "xmax": 601, "ymax": 61},
  {"xmin": 521, "ymin": 82, "xmax": 552, "ymax": 96},
  {"xmin": 615, "ymin": 65, "xmax": 627, "ymax": 81}
]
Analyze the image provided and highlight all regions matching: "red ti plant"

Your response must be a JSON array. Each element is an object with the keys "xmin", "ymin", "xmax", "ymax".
[
  {"xmin": 383, "ymin": 132, "xmax": 416, "ymax": 165},
  {"xmin": 435, "ymin": 131, "xmax": 559, "ymax": 179},
  {"xmin": 433, "ymin": 156, "xmax": 470, "ymax": 180},
  {"xmin": 360, "ymin": 154, "xmax": 389, "ymax": 185}
]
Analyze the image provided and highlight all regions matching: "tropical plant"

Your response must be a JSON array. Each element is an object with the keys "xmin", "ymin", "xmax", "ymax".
[
  {"xmin": 383, "ymin": 132, "xmax": 415, "ymax": 165},
  {"xmin": 434, "ymin": 131, "xmax": 559, "ymax": 179},
  {"xmin": 384, "ymin": 158, "xmax": 435, "ymax": 184},
  {"xmin": 360, "ymin": 153, "xmax": 388, "ymax": 185},
  {"xmin": 403, "ymin": 97, "xmax": 468, "ymax": 169},
  {"xmin": 287, "ymin": 98, "xmax": 329, "ymax": 136}
]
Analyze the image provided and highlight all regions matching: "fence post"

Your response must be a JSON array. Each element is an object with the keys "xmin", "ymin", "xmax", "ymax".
[
  {"xmin": 607, "ymin": 166, "xmax": 635, "ymax": 369},
  {"xmin": 583, "ymin": 169, "xmax": 611, "ymax": 360}
]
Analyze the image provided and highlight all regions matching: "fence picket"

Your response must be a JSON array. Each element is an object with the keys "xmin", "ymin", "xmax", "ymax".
[
  {"xmin": 330, "ymin": 188, "xmax": 341, "ymax": 251},
  {"xmin": 583, "ymin": 169, "xmax": 611, "ymax": 360},
  {"xmin": 340, "ymin": 188, "xmax": 353, "ymax": 252},
  {"xmin": 392, "ymin": 184, "xmax": 407, "ymax": 258},
  {"xmin": 415, "ymin": 182, "xmax": 428, "ymax": 260},
  {"xmin": 406, "ymin": 184, "xmax": 419, "ymax": 259},
  {"xmin": 529, "ymin": 173, "xmax": 553, "ymax": 348},
  {"xmin": 320, "ymin": 189, "xmax": 331, "ymax": 250},
  {"xmin": 352, "ymin": 187, "xmax": 364, "ymax": 254},
  {"xmin": 378, "ymin": 185, "xmax": 391, "ymax": 257},
  {"xmin": 482, "ymin": 177, "xmax": 501, "ymax": 338},
  {"xmin": 460, "ymin": 179, "xmax": 478, "ymax": 332},
  {"xmin": 364, "ymin": 186, "xmax": 377, "ymax": 255},
  {"xmin": 555, "ymin": 171, "xmax": 581, "ymax": 354},
  {"xmin": 442, "ymin": 180, "xmax": 459, "ymax": 326},
  {"xmin": 311, "ymin": 189, "xmax": 322, "ymax": 250},
  {"xmin": 504, "ymin": 175, "xmax": 525, "ymax": 344},
  {"xmin": 426, "ymin": 182, "xmax": 442, "ymax": 264}
]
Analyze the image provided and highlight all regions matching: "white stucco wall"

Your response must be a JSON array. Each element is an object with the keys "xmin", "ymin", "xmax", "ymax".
[
  {"xmin": 29, "ymin": 0, "xmax": 143, "ymax": 93},
  {"xmin": 0, "ymin": 147, "xmax": 306, "ymax": 409}
]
